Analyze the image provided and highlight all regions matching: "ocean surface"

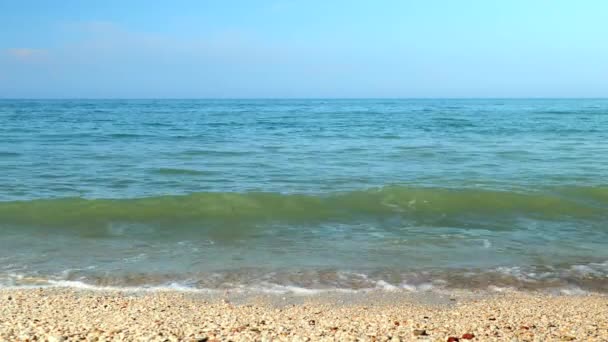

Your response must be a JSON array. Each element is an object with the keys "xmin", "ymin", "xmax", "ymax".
[{"xmin": 1, "ymin": 99, "xmax": 607, "ymax": 294}]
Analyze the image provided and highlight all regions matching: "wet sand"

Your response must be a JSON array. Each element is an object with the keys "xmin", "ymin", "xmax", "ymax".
[{"xmin": 0, "ymin": 288, "xmax": 607, "ymax": 341}]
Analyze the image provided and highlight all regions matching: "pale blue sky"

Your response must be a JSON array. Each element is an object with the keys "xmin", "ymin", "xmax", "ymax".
[{"xmin": 1, "ymin": 0, "xmax": 607, "ymax": 98}]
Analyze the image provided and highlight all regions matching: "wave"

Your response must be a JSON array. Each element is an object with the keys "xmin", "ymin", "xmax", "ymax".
[
  {"xmin": 179, "ymin": 149, "xmax": 251, "ymax": 157},
  {"xmin": 107, "ymin": 133, "xmax": 153, "ymax": 138},
  {"xmin": 0, "ymin": 186, "xmax": 606, "ymax": 229},
  {"xmin": 153, "ymin": 168, "xmax": 216, "ymax": 176}
]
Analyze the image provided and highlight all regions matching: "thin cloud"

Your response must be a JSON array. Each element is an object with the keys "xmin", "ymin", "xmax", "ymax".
[{"xmin": 5, "ymin": 48, "xmax": 48, "ymax": 61}]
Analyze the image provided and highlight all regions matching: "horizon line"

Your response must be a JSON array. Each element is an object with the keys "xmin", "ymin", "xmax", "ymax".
[{"xmin": 1, "ymin": 97, "xmax": 607, "ymax": 101}]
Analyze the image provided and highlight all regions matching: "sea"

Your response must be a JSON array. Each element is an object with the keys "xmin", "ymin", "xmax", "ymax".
[{"xmin": 0, "ymin": 99, "xmax": 607, "ymax": 294}]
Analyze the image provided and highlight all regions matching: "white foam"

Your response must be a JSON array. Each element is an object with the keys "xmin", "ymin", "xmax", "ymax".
[
  {"xmin": 3, "ymin": 261, "xmax": 608, "ymax": 296},
  {"xmin": 416, "ymin": 283, "xmax": 435, "ymax": 291},
  {"xmin": 42, "ymin": 280, "xmax": 221, "ymax": 293},
  {"xmin": 558, "ymin": 287, "xmax": 589, "ymax": 295},
  {"xmin": 122, "ymin": 253, "xmax": 148, "ymax": 263},
  {"xmin": 0, "ymin": 279, "xmax": 599, "ymax": 297},
  {"xmin": 246, "ymin": 282, "xmax": 361, "ymax": 295},
  {"xmin": 488, "ymin": 285, "xmax": 517, "ymax": 293},
  {"xmin": 570, "ymin": 265, "xmax": 598, "ymax": 275},
  {"xmin": 399, "ymin": 283, "xmax": 417, "ymax": 291},
  {"xmin": 374, "ymin": 280, "xmax": 399, "ymax": 291}
]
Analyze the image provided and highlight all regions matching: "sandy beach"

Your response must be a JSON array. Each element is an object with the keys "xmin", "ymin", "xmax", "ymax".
[{"xmin": 0, "ymin": 289, "xmax": 606, "ymax": 341}]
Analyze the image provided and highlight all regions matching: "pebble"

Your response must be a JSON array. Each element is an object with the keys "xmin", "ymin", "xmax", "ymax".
[{"xmin": 413, "ymin": 329, "xmax": 428, "ymax": 336}]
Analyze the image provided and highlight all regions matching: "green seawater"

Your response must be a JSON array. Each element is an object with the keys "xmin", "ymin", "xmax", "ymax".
[{"xmin": 0, "ymin": 99, "xmax": 607, "ymax": 293}]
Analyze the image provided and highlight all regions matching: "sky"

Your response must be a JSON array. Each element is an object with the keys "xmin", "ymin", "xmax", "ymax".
[{"xmin": 1, "ymin": 0, "xmax": 607, "ymax": 98}]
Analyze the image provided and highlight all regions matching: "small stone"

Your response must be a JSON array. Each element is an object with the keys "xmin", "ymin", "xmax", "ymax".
[
  {"xmin": 231, "ymin": 326, "xmax": 246, "ymax": 333},
  {"xmin": 413, "ymin": 329, "xmax": 428, "ymax": 336},
  {"xmin": 461, "ymin": 333, "xmax": 475, "ymax": 339},
  {"xmin": 308, "ymin": 319, "xmax": 315, "ymax": 326},
  {"xmin": 48, "ymin": 335, "xmax": 66, "ymax": 342},
  {"xmin": 447, "ymin": 337, "xmax": 460, "ymax": 342}
]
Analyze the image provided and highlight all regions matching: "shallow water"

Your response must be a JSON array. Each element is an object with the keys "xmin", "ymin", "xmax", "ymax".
[{"xmin": 1, "ymin": 99, "xmax": 607, "ymax": 293}]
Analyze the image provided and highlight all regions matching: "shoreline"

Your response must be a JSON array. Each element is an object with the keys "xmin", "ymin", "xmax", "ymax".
[{"xmin": 1, "ymin": 288, "xmax": 606, "ymax": 341}]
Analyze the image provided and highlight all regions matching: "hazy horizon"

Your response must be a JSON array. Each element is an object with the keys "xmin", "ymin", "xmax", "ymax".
[{"xmin": 2, "ymin": 97, "xmax": 608, "ymax": 100}]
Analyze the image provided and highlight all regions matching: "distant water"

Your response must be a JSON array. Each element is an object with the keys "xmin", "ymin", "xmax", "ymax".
[{"xmin": 1, "ymin": 99, "xmax": 607, "ymax": 293}]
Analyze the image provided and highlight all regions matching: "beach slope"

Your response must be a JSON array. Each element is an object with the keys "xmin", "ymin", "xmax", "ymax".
[{"xmin": 1, "ymin": 289, "xmax": 607, "ymax": 341}]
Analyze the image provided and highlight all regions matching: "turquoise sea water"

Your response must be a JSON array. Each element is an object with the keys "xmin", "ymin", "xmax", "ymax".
[{"xmin": 1, "ymin": 99, "xmax": 607, "ymax": 293}]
